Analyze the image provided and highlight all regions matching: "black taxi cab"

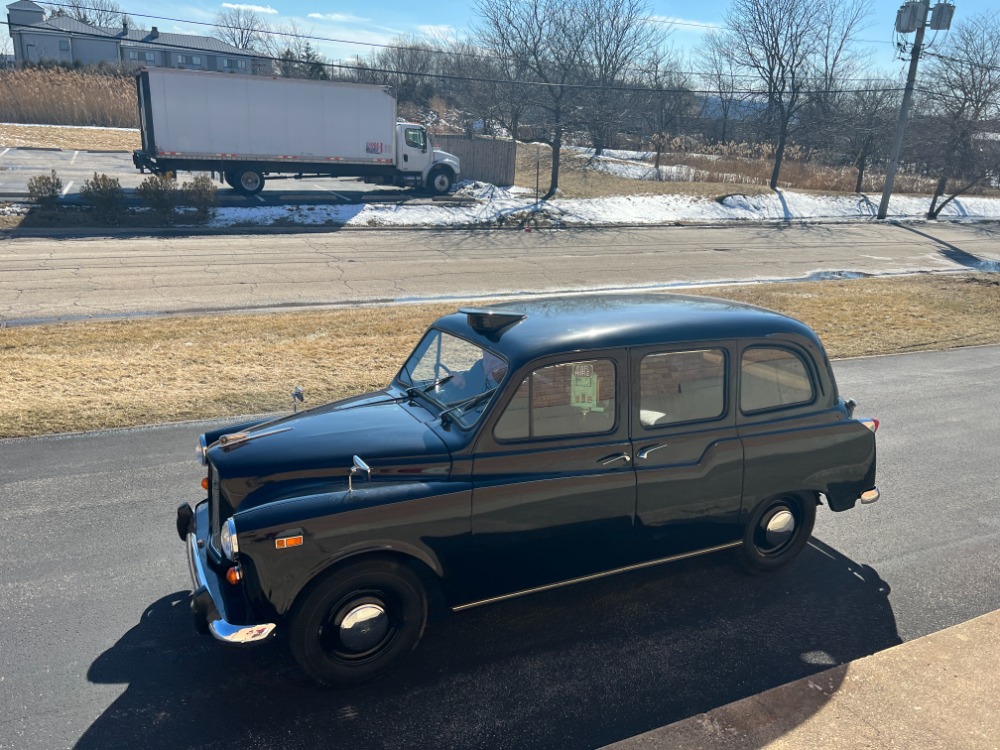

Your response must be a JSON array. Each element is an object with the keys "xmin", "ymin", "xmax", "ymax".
[{"xmin": 177, "ymin": 294, "xmax": 879, "ymax": 686}]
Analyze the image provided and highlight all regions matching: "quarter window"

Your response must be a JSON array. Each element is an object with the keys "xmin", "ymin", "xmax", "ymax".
[
  {"xmin": 494, "ymin": 359, "xmax": 616, "ymax": 440},
  {"xmin": 640, "ymin": 349, "xmax": 725, "ymax": 427},
  {"xmin": 741, "ymin": 348, "xmax": 814, "ymax": 412}
]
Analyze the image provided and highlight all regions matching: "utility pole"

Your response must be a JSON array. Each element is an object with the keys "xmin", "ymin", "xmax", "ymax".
[{"xmin": 877, "ymin": 0, "xmax": 931, "ymax": 220}]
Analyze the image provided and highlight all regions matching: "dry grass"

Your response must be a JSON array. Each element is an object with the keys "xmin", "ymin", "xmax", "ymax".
[
  {"xmin": 0, "ymin": 68, "xmax": 138, "ymax": 128},
  {"xmin": 0, "ymin": 122, "xmax": 140, "ymax": 151},
  {"xmin": 1, "ymin": 274, "xmax": 998, "ymax": 438}
]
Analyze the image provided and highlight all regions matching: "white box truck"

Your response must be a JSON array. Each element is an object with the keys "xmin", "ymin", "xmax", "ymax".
[{"xmin": 132, "ymin": 68, "xmax": 461, "ymax": 195}]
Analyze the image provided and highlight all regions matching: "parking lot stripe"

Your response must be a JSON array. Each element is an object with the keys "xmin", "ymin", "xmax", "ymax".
[
  {"xmin": 0, "ymin": 148, "xmax": 9, "ymax": 158},
  {"xmin": 61, "ymin": 181, "xmax": 74, "ymax": 196},
  {"xmin": 255, "ymin": 195, "xmax": 265, "ymax": 203},
  {"xmin": 70, "ymin": 150, "xmax": 79, "ymax": 164}
]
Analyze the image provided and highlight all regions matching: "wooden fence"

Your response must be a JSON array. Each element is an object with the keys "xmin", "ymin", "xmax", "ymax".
[{"xmin": 433, "ymin": 135, "xmax": 516, "ymax": 186}]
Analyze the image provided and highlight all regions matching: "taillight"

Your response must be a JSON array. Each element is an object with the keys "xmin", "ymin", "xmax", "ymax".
[{"xmin": 860, "ymin": 418, "xmax": 879, "ymax": 432}]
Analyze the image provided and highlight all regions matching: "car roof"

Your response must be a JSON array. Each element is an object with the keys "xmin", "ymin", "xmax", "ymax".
[{"xmin": 433, "ymin": 293, "xmax": 820, "ymax": 367}]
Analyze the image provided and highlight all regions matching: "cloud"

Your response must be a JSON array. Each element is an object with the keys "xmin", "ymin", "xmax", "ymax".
[
  {"xmin": 221, "ymin": 3, "xmax": 279, "ymax": 14},
  {"xmin": 307, "ymin": 13, "xmax": 370, "ymax": 23},
  {"xmin": 417, "ymin": 24, "xmax": 455, "ymax": 38}
]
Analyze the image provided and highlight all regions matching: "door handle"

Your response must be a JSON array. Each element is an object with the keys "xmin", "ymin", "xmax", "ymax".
[
  {"xmin": 637, "ymin": 444, "xmax": 669, "ymax": 460},
  {"xmin": 600, "ymin": 452, "xmax": 631, "ymax": 466}
]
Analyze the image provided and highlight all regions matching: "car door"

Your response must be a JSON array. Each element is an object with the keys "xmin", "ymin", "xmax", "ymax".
[
  {"xmin": 465, "ymin": 351, "xmax": 636, "ymax": 602},
  {"xmin": 630, "ymin": 343, "xmax": 744, "ymax": 561}
]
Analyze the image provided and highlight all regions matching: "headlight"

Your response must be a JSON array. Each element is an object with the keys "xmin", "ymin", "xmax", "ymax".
[
  {"xmin": 196, "ymin": 434, "xmax": 208, "ymax": 466},
  {"xmin": 221, "ymin": 517, "xmax": 239, "ymax": 560}
]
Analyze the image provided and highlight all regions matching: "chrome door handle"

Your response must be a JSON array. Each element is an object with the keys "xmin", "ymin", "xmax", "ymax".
[
  {"xmin": 637, "ymin": 444, "xmax": 669, "ymax": 460},
  {"xmin": 600, "ymin": 453, "xmax": 631, "ymax": 466}
]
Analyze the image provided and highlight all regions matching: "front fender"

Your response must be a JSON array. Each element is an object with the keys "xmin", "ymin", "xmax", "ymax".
[{"xmin": 235, "ymin": 481, "xmax": 472, "ymax": 617}]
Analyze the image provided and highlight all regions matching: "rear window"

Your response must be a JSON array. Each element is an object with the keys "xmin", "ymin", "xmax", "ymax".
[{"xmin": 740, "ymin": 347, "xmax": 814, "ymax": 412}]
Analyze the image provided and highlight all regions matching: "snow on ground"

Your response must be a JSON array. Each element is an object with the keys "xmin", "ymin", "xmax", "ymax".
[{"xmin": 203, "ymin": 184, "xmax": 1000, "ymax": 229}]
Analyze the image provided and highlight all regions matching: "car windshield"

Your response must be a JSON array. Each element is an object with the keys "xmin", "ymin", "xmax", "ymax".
[{"xmin": 398, "ymin": 330, "xmax": 508, "ymax": 427}]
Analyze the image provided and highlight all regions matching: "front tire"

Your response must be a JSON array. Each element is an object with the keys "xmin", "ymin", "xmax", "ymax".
[
  {"xmin": 737, "ymin": 494, "xmax": 816, "ymax": 574},
  {"xmin": 288, "ymin": 559, "xmax": 428, "ymax": 687},
  {"xmin": 427, "ymin": 167, "xmax": 454, "ymax": 195}
]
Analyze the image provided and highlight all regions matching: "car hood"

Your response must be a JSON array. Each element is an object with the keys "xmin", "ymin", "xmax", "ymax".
[{"xmin": 207, "ymin": 391, "xmax": 451, "ymax": 511}]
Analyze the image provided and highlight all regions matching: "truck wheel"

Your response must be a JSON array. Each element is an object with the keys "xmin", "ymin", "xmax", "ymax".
[
  {"xmin": 233, "ymin": 168, "xmax": 264, "ymax": 195},
  {"xmin": 737, "ymin": 494, "xmax": 816, "ymax": 574},
  {"xmin": 427, "ymin": 168, "xmax": 454, "ymax": 195},
  {"xmin": 288, "ymin": 558, "xmax": 428, "ymax": 687}
]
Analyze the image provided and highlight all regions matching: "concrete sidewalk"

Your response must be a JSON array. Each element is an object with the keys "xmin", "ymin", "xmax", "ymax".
[{"xmin": 605, "ymin": 609, "xmax": 1000, "ymax": 750}]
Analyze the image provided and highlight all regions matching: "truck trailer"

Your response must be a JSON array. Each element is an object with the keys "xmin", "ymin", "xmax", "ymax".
[{"xmin": 132, "ymin": 68, "xmax": 461, "ymax": 195}]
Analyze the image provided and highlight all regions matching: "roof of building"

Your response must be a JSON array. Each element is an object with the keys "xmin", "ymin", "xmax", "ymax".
[{"xmin": 6, "ymin": 1, "xmax": 44, "ymax": 11}]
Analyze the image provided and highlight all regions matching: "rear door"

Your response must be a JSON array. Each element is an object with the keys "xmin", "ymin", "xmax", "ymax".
[{"xmin": 630, "ymin": 343, "xmax": 744, "ymax": 560}]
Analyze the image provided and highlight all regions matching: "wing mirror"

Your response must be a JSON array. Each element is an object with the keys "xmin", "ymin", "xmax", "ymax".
[{"xmin": 348, "ymin": 455, "xmax": 371, "ymax": 493}]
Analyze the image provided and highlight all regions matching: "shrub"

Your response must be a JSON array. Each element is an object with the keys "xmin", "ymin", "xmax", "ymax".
[
  {"xmin": 181, "ymin": 174, "xmax": 217, "ymax": 224},
  {"xmin": 137, "ymin": 173, "xmax": 178, "ymax": 221},
  {"xmin": 26, "ymin": 170, "xmax": 62, "ymax": 208},
  {"xmin": 79, "ymin": 172, "xmax": 125, "ymax": 222}
]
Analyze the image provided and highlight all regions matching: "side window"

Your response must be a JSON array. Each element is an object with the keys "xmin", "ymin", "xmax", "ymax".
[
  {"xmin": 741, "ymin": 347, "xmax": 814, "ymax": 412},
  {"xmin": 495, "ymin": 359, "xmax": 616, "ymax": 440},
  {"xmin": 640, "ymin": 349, "xmax": 726, "ymax": 427},
  {"xmin": 404, "ymin": 128, "xmax": 425, "ymax": 149}
]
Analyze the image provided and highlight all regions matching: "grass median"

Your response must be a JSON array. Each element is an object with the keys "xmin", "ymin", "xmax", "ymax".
[{"xmin": 2, "ymin": 272, "xmax": 999, "ymax": 439}]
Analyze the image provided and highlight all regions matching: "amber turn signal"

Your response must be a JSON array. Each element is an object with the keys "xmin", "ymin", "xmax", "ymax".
[
  {"xmin": 275, "ymin": 535, "xmax": 304, "ymax": 549},
  {"xmin": 226, "ymin": 566, "xmax": 243, "ymax": 585},
  {"xmin": 201, "ymin": 477, "xmax": 209, "ymax": 490}
]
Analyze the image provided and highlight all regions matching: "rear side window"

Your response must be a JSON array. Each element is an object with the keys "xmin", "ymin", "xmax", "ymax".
[
  {"xmin": 640, "ymin": 349, "xmax": 726, "ymax": 427},
  {"xmin": 494, "ymin": 359, "xmax": 616, "ymax": 440},
  {"xmin": 741, "ymin": 348, "xmax": 814, "ymax": 412}
]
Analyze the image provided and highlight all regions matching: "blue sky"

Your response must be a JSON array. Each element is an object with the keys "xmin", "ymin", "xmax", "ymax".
[{"xmin": 5, "ymin": 0, "xmax": 998, "ymax": 76}]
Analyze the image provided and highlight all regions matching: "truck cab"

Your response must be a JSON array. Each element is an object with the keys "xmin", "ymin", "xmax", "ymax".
[{"xmin": 391, "ymin": 122, "xmax": 461, "ymax": 194}]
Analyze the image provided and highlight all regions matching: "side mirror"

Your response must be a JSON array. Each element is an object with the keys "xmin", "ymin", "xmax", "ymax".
[{"xmin": 348, "ymin": 455, "xmax": 371, "ymax": 493}]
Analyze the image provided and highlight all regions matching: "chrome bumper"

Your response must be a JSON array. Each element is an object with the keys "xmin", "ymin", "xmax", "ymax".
[{"xmin": 183, "ymin": 501, "xmax": 276, "ymax": 644}]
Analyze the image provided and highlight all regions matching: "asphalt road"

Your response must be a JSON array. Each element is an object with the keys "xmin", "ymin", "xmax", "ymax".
[
  {"xmin": 3, "ymin": 221, "xmax": 1000, "ymax": 324},
  {"xmin": 1, "ymin": 346, "xmax": 998, "ymax": 750}
]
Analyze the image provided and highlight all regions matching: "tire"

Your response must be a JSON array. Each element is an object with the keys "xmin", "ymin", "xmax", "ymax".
[
  {"xmin": 233, "ymin": 167, "xmax": 264, "ymax": 195},
  {"xmin": 427, "ymin": 167, "xmax": 454, "ymax": 195},
  {"xmin": 288, "ymin": 558, "xmax": 428, "ymax": 687},
  {"xmin": 737, "ymin": 494, "xmax": 816, "ymax": 574}
]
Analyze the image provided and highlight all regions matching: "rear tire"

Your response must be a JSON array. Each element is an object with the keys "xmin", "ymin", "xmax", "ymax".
[
  {"xmin": 233, "ymin": 168, "xmax": 264, "ymax": 195},
  {"xmin": 737, "ymin": 494, "xmax": 816, "ymax": 574},
  {"xmin": 288, "ymin": 559, "xmax": 427, "ymax": 687}
]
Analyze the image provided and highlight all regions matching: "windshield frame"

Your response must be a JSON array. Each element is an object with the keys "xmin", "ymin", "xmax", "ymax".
[{"xmin": 396, "ymin": 328, "xmax": 509, "ymax": 428}]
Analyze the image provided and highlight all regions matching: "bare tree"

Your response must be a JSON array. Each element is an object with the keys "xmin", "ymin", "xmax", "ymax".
[
  {"xmin": 842, "ymin": 81, "xmax": 899, "ymax": 193},
  {"xmin": 634, "ymin": 48, "xmax": 697, "ymax": 172},
  {"xmin": 911, "ymin": 12, "xmax": 1000, "ymax": 218},
  {"xmin": 698, "ymin": 30, "xmax": 746, "ymax": 143},
  {"xmin": 213, "ymin": 6, "xmax": 270, "ymax": 51},
  {"xmin": 46, "ymin": 0, "xmax": 132, "ymax": 29},
  {"xmin": 713, "ymin": 0, "xmax": 869, "ymax": 189},
  {"xmin": 476, "ymin": 0, "xmax": 600, "ymax": 198}
]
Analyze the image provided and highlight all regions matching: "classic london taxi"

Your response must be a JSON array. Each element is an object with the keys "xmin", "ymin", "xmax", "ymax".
[{"xmin": 176, "ymin": 294, "xmax": 880, "ymax": 686}]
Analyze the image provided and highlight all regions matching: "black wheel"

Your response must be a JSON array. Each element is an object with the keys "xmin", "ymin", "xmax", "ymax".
[
  {"xmin": 427, "ymin": 167, "xmax": 453, "ymax": 195},
  {"xmin": 288, "ymin": 558, "xmax": 427, "ymax": 687},
  {"xmin": 737, "ymin": 494, "xmax": 816, "ymax": 574},
  {"xmin": 233, "ymin": 167, "xmax": 265, "ymax": 195}
]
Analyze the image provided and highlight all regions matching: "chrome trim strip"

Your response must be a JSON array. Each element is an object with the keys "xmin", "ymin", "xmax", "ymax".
[
  {"xmin": 452, "ymin": 541, "xmax": 742, "ymax": 612},
  {"xmin": 218, "ymin": 426, "xmax": 293, "ymax": 447},
  {"xmin": 186, "ymin": 523, "xmax": 275, "ymax": 644}
]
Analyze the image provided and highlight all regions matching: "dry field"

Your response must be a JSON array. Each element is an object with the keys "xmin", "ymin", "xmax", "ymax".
[
  {"xmin": 0, "ymin": 68, "xmax": 137, "ymax": 128},
  {"xmin": 1, "ymin": 273, "xmax": 998, "ymax": 438}
]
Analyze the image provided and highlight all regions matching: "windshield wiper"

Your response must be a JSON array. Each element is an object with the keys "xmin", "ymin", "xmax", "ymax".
[
  {"xmin": 406, "ymin": 374, "xmax": 453, "ymax": 400},
  {"xmin": 439, "ymin": 386, "xmax": 499, "ymax": 425}
]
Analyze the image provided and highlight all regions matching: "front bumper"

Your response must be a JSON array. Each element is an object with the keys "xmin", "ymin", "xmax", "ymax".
[{"xmin": 180, "ymin": 500, "xmax": 276, "ymax": 644}]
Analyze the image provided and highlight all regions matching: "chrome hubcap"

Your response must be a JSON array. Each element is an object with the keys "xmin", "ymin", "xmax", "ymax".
[
  {"xmin": 241, "ymin": 173, "xmax": 260, "ymax": 190},
  {"xmin": 764, "ymin": 508, "xmax": 796, "ymax": 547},
  {"xmin": 339, "ymin": 603, "xmax": 389, "ymax": 652}
]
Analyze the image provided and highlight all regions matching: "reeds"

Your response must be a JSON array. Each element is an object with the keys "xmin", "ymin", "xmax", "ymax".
[{"xmin": 0, "ymin": 67, "xmax": 137, "ymax": 127}]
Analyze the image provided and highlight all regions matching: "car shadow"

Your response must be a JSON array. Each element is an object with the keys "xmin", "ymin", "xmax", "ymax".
[{"xmin": 76, "ymin": 538, "xmax": 898, "ymax": 750}]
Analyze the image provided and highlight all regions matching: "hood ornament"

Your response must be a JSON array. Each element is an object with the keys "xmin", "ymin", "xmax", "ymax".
[{"xmin": 291, "ymin": 386, "xmax": 304, "ymax": 413}]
